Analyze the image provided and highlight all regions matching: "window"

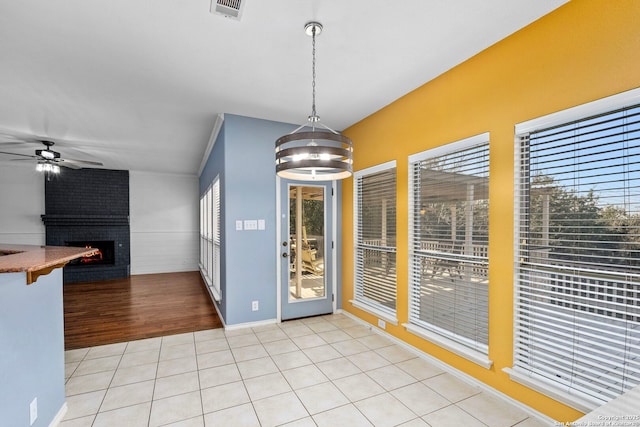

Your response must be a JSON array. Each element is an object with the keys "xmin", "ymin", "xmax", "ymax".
[
  {"xmin": 200, "ymin": 177, "xmax": 221, "ymax": 301},
  {"xmin": 407, "ymin": 134, "xmax": 490, "ymax": 367},
  {"xmin": 512, "ymin": 91, "xmax": 640, "ymax": 410},
  {"xmin": 353, "ymin": 161, "xmax": 397, "ymax": 321}
]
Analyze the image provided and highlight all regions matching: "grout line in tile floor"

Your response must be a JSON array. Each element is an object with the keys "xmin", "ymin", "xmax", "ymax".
[{"xmin": 60, "ymin": 313, "xmax": 547, "ymax": 427}]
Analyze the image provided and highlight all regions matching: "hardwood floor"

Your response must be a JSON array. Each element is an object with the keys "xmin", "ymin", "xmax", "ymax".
[{"xmin": 63, "ymin": 271, "xmax": 222, "ymax": 350}]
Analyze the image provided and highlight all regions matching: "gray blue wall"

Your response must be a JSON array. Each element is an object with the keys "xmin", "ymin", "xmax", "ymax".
[
  {"xmin": 200, "ymin": 122, "xmax": 227, "ymax": 321},
  {"xmin": 0, "ymin": 269, "xmax": 65, "ymax": 426},
  {"xmin": 199, "ymin": 115, "xmax": 294, "ymax": 325},
  {"xmin": 199, "ymin": 114, "xmax": 342, "ymax": 326},
  {"xmin": 222, "ymin": 115, "xmax": 295, "ymax": 325}
]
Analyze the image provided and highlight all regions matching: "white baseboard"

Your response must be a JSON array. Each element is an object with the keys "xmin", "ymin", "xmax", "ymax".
[
  {"xmin": 339, "ymin": 311, "xmax": 556, "ymax": 425},
  {"xmin": 223, "ymin": 318, "xmax": 278, "ymax": 331},
  {"xmin": 223, "ymin": 308, "xmax": 343, "ymax": 331},
  {"xmin": 49, "ymin": 402, "xmax": 68, "ymax": 427}
]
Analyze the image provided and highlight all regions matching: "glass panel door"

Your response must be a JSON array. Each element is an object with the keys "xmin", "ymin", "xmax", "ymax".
[{"xmin": 280, "ymin": 180, "xmax": 333, "ymax": 320}]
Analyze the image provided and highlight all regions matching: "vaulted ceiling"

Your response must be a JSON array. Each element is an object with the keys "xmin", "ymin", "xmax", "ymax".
[{"xmin": 0, "ymin": 0, "xmax": 567, "ymax": 175}]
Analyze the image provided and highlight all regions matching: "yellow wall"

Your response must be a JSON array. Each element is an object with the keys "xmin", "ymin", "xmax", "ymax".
[{"xmin": 341, "ymin": 0, "xmax": 640, "ymax": 421}]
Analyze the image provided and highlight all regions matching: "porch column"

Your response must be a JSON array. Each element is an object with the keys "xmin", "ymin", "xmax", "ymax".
[
  {"xmin": 464, "ymin": 184, "xmax": 475, "ymax": 279},
  {"xmin": 450, "ymin": 205, "xmax": 457, "ymax": 241},
  {"xmin": 295, "ymin": 186, "xmax": 303, "ymax": 298},
  {"xmin": 465, "ymin": 184, "xmax": 474, "ymax": 256}
]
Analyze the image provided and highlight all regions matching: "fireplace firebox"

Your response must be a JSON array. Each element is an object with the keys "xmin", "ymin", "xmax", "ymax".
[{"xmin": 65, "ymin": 240, "xmax": 115, "ymax": 266}]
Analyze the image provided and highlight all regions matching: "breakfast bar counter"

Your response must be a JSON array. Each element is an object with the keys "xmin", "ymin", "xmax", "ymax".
[{"xmin": 0, "ymin": 243, "xmax": 97, "ymax": 284}]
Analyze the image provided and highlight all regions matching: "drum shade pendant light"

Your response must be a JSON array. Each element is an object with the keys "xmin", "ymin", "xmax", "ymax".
[{"xmin": 275, "ymin": 22, "xmax": 353, "ymax": 181}]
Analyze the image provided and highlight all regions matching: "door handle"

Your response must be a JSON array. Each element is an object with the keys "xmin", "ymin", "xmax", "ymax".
[{"xmin": 282, "ymin": 252, "xmax": 288, "ymax": 258}]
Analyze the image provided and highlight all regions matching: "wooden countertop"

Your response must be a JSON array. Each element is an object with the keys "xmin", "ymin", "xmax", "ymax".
[{"xmin": 0, "ymin": 244, "xmax": 98, "ymax": 284}]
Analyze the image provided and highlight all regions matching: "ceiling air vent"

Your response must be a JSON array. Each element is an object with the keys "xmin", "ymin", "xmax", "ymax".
[{"xmin": 211, "ymin": 0, "xmax": 244, "ymax": 20}]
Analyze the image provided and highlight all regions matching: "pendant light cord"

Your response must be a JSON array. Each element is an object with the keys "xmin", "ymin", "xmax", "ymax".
[{"xmin": 310, "ymin": 24, "xmax": 318, "ymax": 124}]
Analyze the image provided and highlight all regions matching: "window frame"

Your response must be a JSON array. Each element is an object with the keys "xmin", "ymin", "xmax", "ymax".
[
  {"xmin": 508, "ymin": 87, "xmax": 640, "ymax": 412},
  {"xmin": 405, "ymin": 133, "xmax": 492, "ymax": 369},
  {"xmin": 351, "ymin": 160, "xmax": 398, "ymax": 324},
  {"xmin": 199, "ymin": 176, "xmax": 221, "ymax": 302}
]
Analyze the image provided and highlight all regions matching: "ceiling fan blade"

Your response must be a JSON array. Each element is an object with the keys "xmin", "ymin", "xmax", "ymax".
[
  {"xmin": 0, "ymin": 131, "xmax": 95, "ymax": 150},
  {"xmin": 60, "ymin": 158, "xmax": 104, "ymax": 166},
  {"xmin": 0, "ymin": 141, "xmax": 39, "ymax": 148},
  {"xmin": 57, "ymin": 161, "xmax": 81, "ymax": 170},
  {"xmin": 0, "ymin": 150, "xmax": 38, "ymax": 159},
  {"xmin": 0, "ymin": 134, "xmax": 44, "ymax": 145}
]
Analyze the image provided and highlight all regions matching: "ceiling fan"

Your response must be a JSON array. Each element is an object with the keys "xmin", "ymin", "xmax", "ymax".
[{"xmin": 0, "ymin": 140, "xmax": 103, "ymax": 172}]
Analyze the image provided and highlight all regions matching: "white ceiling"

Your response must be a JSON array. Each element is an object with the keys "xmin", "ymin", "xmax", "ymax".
[{"xmin": 0, "ymin": 0, "xmax": 567, "ymax": 175}]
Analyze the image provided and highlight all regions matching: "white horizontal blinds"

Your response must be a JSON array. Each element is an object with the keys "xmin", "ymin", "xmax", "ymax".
[
  {"xmin": 206, "ymin": 188, "xmax": 213, "ymax": 283},
  {"xmin": 203, "ymin": 187, "xmax": 213, "ymax": 284},
  {"xmin": 198, "ymin": 179, "xmax": 221, "ymax": 301},
  {"xmin": 355, "ymin": 166, "xmax": 397, "ymax": 316},
  {"xmin": 200, "ymin": 195, "xmax": 207, "ymax": 274},
  {"xmin": 409, "ymin": 141, "xmax": 489, "ymax": 353},
  {"xmin": 212, "ymin": 179, "xmax": 221, "ymax": 299},
  {"xmin": 515, "ymin": 104, "xmax": 640, "ymax": 405}
]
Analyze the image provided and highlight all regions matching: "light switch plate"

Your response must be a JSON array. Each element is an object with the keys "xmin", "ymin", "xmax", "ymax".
[{"xmin": 235, "ymin": 220, "xmax": 243, "ymax": 231}]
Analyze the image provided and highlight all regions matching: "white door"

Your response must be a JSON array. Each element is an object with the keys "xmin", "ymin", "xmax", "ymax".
[{"xmin": 279, "ymin": 179, "xmax": 334, "ymax": 320}]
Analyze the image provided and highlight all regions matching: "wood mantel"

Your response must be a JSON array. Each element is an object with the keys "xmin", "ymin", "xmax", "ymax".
[{"xmin": 0, "ymin": 244, "xmax": 98, "ymax": 284}]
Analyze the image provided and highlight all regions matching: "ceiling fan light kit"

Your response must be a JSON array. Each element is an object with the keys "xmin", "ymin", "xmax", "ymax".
[
  {"xmin": 36, "ymin": 148, "xmax": 59, "ymax": 160},
  {"xmin": 275, "ymin": 21, "xmax": 353, "ymax": 181},
  {"xmin": 36, "ymin": 162, "xmax": 61, "ymax": 174}
]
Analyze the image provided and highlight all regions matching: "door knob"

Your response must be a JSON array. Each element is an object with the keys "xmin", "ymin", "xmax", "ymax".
[{"xmin": 282, "ymin": 252, "xmax": 288, "ymax": 258}]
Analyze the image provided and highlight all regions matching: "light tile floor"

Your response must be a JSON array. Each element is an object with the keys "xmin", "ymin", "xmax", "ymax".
[{"xmin": 60, "ymin": 313, "xmax": 547, "ymax": 427}]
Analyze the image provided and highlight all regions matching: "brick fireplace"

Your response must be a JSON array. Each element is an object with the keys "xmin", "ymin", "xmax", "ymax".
[{"xmin": 42, "ymin": 169, "xmax": 130, "ymax": 283}]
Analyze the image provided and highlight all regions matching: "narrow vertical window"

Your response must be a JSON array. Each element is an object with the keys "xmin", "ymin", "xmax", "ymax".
[
  {"xmin": 212, "ymin": 178, "xmax": 221, "ymax": 300},
  {"xmin": 353, "ymin": 161, "xmax": 397, "ymax": 321},
  {"xmin": 199, "ymin": 176, "xmax": 221, "ymax": 301},
  {"xmin": 199, "ymin": 195, "xmax": 206, "ymax": 277},
  {"xmin": 407, "ymin": 134, "xmax": 490, "ymax": 366}
]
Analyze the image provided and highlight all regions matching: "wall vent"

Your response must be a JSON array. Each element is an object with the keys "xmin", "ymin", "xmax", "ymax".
[{"xmin": 211, "ymin": 0, "xmax": 244, "ymax": 20}]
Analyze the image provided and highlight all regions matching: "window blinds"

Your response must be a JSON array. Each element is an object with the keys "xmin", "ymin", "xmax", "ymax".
[
  {"xmin": 354, "ymin": 165, "xmax": 397, "ymax": 317},
  {"xmin": 408, "ymin": 139, "xmax": 489, "ymax": 353},
  {"xmin": 199, "ymin": 179, "xmax": 222, "ymax": 301},
  {"xmin": 514, "ymin": 104, "xmax": 640, "ymax": 406},
  {"xmin": 199, "ymin": 195, "xmax": 206, "ymax": 276},
  {"xmin": 200, "ymin": 188, "xmax": 212, "ymax": 280},
  {"xmin": 212, "ymin": 179, "xmax": 221, "ymax": 300}
]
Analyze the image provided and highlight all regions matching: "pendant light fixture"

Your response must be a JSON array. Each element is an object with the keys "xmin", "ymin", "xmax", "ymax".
[{"xmin": 275, "ymin": 21, "xmax": 353, "ymax": 181}]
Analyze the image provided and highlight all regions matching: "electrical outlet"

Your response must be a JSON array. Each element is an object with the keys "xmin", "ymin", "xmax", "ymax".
[
  {"xmin": 377, "ymin": 319, "xmax": 386, "ymax": 330},
  {"xmin": 30, "ymin": 397, "xmax": 37, "ymax": 425},
  {"xmin": 252, "ymin": 301, "xmax": 259, "ymax": 311}
]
